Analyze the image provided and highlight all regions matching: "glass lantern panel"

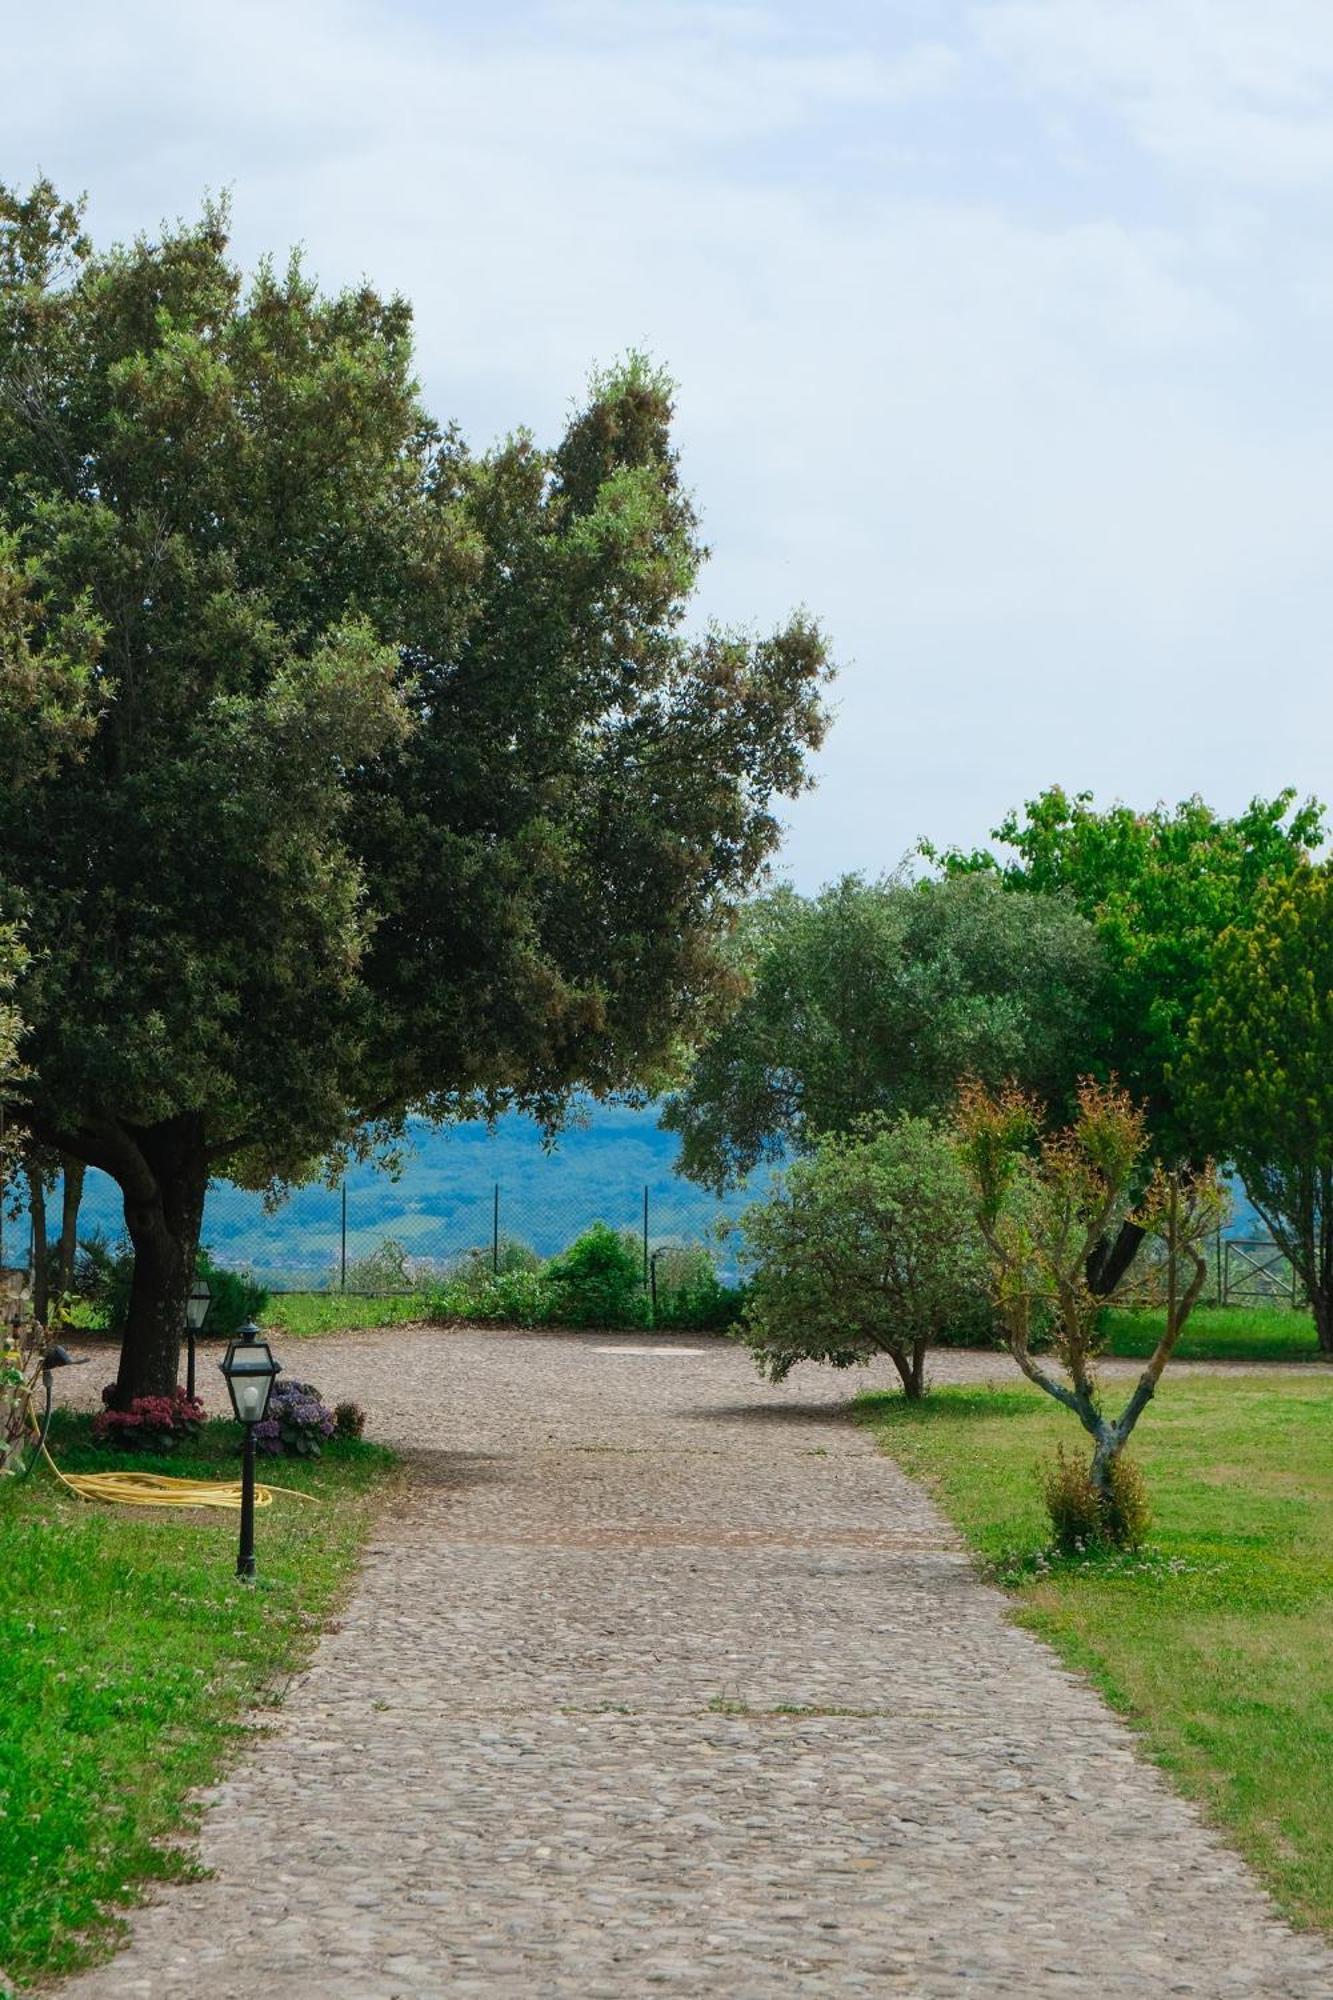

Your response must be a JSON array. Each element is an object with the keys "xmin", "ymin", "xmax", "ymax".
[{"xmin": 232, "ymin": 1374, "xmax": 271, "ymax": 1424}]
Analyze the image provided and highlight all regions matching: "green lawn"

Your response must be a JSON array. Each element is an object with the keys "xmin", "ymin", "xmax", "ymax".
[
  {"xmin": 1104, "ymin": 1303, "xmax": 1326, "ymax": 1363},
  {"xmin": 260, "ymin": 1290, "xmax": 432, "ymax": 1338},
  {"xmin": 861, "ymin": 1373, "xmax": 1333, "ymax": 1933},
  {"xmin": 0, "ymin": 1415, "xmax": 396, "ymax": 1992}
]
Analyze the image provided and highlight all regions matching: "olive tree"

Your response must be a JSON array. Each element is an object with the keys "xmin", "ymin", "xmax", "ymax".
[
  {"xmin": 737, "ymin": 1116, "xmax": 982, "ymax": 1398},
  {"xmin": 664, "ymin": 872, "xmax": 1104, "ymax": 1190},
  {"xmin": 0, "ymin": 182, "xmax": 831, "ymax": 1400}
]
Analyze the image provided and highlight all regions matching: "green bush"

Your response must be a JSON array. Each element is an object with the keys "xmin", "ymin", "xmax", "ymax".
[
  {"xmin": 74, "ymin": 1235, "xmax": 268, "ymax": 1338},
  {"xmin": 651, "ymin": 1246, "xmax": 747, "ymax": 1331},
  {"xmin": 738, "ymin": 1115, "xmax": 983, "ymax": 1395},
  {"xmin": 544, "ymin": 1223, "xmax": 648, "ymax": 1328},
  {"xmin": 1040, "ymin": 1444, "xmax": 1150, "ymax": 1554},
  {"xmin": 494, "ymin": 1237, "xmax": 541, "ymax": 1275},
  {"xmin": 342, "ymin": 1236, "xmax": 415, "ymax": 1293},
  {"xmin": 425, "ymin": 1261, "xmax": 553, "ymax": 1327}
]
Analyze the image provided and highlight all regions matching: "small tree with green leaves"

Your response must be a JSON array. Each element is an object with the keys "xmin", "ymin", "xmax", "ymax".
[
  {"xmin": 931, "ymin": 787, "xmax": 1321, "ymax": 1292},
  {"xmin": 1179, "ymin": 862, "xmax": 1333, "ymax": 1355},
  {"xmin": 738, "ymin": 1116, "xmax": 982, "ymax": 1398},
  {"xmin": 955, "ymin": 1079, "xmax": 1224, "ymax": 1545}
]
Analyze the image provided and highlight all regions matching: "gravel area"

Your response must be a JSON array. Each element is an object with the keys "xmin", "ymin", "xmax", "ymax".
[{"xmin": 56, "ymin": 1326, "xmax": 1333, "ymax": 1999}]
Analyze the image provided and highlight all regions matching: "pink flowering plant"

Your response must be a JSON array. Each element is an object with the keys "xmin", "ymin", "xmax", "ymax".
[
  {"xmin": 92, "ymin": 1385, "xmax": 206, "ymax": 1452},
  {"xmin": 254, "ymin": 1379, "xmax": 336, "ymax": 1459}
]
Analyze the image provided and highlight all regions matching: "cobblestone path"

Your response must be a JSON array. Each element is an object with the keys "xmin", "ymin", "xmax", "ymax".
[{"xmin": 63, "ymin": 1329, "xmax": 1333, "ymax": 1998}]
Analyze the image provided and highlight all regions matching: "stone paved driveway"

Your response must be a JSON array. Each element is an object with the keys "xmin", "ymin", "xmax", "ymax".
[{"xmin": 61, "ymin": 1328, "xmax": 1333, "ymax": 1998}]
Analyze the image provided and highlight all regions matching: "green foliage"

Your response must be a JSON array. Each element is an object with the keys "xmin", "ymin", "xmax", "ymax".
[
  {"xmin": 262, "ymin": 1291, "xmax": 432, "ymax": 1338},
  {"xmin": 1040, "ymin": 1443, "xmax": 1149, "ymax": 1553},
  {"xmin": 1179, "ymin": 862, "xmax": 1333, "ymax": 1351},
  {"xmin": 493, "ymin": 1236, "xmax": 542, "ymax": 1275},
  {"xmin": 651, "ymin": 1246, "xmax": 747, "ymax": 1330},
  {"xmin": 426, "ymin": 1263, "xmax": 554, "ymax": 1328},
  {"xmin": 544, "ymin": 1223, "xmax": 648, "ymax": 1328},
  {"xmin": 956, "ymin": 1079, "xmax": 1225, "ymax": 1544},
  {"xmin": 0, "ymin": 180, "xmax": 830, "ymax": 1395},
  {"xmin": 664, "ymin": 873, "xmax": 1103, "ymax": 1189},
  {"xmin": 76, "ymin": 1237, "xmax": 267, "ymax": 1338},
  {"xmin": 343, "ymin": 1237, "xmax": 416, "ymax": 1294},
  {"xmin": 738, "ymin": 1116, "xmax": 982, "ymax": 1394},
  {"xmin": 932, "ymin": 787, "xmax": 1323, "ymax": 1162}
]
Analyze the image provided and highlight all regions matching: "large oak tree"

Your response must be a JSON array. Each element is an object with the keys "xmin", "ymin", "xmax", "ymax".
[{"xmin": 0, "ymin": 183, "xmax": 830, "ymax": 1398}]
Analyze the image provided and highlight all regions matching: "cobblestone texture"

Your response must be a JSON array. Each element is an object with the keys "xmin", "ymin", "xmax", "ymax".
[{"xmin": 59, "ymin": 1328, "xmax": 1333, "ymax": 1998}]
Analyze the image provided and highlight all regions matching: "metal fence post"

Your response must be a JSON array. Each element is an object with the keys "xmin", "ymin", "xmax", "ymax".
[
  {"xmin": 1215, "ymin": 1225, "xmax": 1224, "ymax": 1305},
  {"xmin": 340, "ymin": 1179, "xmax": 347, "ymax": 1292},
  {"xmin": 493, "ymin": 1183, "xmax": 500, "ymax": 1275},
  {"xmin": 642, "ymin": 1185, "xmax": 649, "ymax": 1287}
]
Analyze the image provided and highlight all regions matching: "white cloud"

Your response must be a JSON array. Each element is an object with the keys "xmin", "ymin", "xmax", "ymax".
[
  {"xmin": 979, "ymin": 0, "xmax": 1333, "ymax": 188},
  {"xmin": 2, "ymin": 0, "xmax": 1332, "ymax": 884}
]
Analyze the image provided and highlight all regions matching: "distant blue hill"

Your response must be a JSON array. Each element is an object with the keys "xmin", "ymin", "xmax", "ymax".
[
  {"xmin": 31, "ymin": 1100, "xmax": 773, "ymax": 1290},
  {"xmin": 4, "ymin": 1100, "xmax": 1274, "ymax": 1295}
]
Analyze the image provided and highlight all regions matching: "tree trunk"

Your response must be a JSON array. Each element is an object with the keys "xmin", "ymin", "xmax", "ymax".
[
  {"xmin": 112, "ymin": 1117, "xmax": 209, "ymax": 1405},
  {"xmin": 55, "ymin": 1156, "xmax": 85, "ymax": 1302},
  {"xmin": 1313, "ymin": 1287, "xmax": 1333, "ymax": 1358},
  {"xmin": 1090, "ymin": 1432, "xmax": 1119, "ymax": 1509},
  {"xmin": 26, "ymin": 1163, "xmax": 48, "ymax": 1323},
  {"xmin": 1086, "ymin": 1219, "xmax": 1145, "ymax": 1298},
  {"xmin": 889, "ymin": 1340, "xmax": 927, "ymax": 1400}
]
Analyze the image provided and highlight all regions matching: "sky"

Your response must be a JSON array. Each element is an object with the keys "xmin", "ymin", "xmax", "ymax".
[{"xmin": 3, "ymin": 0, "xmax": 1332, "ymax": 888}]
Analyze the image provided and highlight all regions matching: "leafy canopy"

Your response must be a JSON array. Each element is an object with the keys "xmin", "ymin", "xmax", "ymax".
[
  {"xmin": 0, "ymin": 181, "xmax": 831, "ymax": 1198},
  {"xmin": 663, "ymin": 872, "xmax": 1104, "ymax": 1189},
  {"xmin": 737, "ymin": 1115, "xmax": 983, "ymax": 1396},
  {"xmin": 930, "ymin": 787, "xmax": 1323, "ymax": 1162},
  {"xmin": 1178, "ymin": 863, "xmax": 1333, "ymax": 1348}
]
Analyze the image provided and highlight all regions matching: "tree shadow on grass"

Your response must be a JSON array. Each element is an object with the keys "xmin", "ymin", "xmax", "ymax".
[{"xmin": 859, "ymin": 1385, "xmax": 1042, "ymax": 1427}]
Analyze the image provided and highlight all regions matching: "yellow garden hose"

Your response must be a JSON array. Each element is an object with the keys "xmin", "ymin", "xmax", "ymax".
[
  {"xmin": 6, "ymin": 1346, "xmax": 317, "ymax": 1508},
  {"xmin": 40, "ymin": 1437, "xmax": 317, "ymax": 1509}
]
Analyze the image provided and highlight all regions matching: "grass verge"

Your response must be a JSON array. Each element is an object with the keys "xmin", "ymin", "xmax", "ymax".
[
  {"xmin": 1103, "ymin": 1303, "xmax": 1327, "ymax": 1363},
  {"xmin": 0, "ymin": 1413, "xmax": 397, "ymax": 1992},
  {"xmin": 860, "ymin": 1373, "xmax": 1333, "ymax": 1934}
]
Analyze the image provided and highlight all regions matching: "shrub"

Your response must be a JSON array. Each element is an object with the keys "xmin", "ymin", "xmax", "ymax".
[
  {"xmin": 92, "ymin": 1386, "xmax": 205, "ymax": 1452},
  {"xmin": 493, "ymin": 1237, "xmax": 541, "ymax": 1275},
  {"xmin": 650, "ymin": 1246, "xmax": 747, "ymax": 1331},
  {"xmin": 333, "ymin": 1400, "xmax": 366, "ymax": 1441},
  {"xmin": 254, "ymin": 1379, "xmax": 336, "ymax": 1458},
  {"xmin": 426, "ymin": 1264, "xmax": 553, "ymax": 1327},
  {"xmin": 193, "ymin": 1250, "xmax": 269, "ymax": 1336},
  {"xmin": 75, "ymin": 1238, "xmax": 267, "ymax": 1338},
  {"xmin": 544, "ymin": 1223, "xmax": 648, "ymax": 1328},
  {"xmin": 739, "ymin": 1116, "xmax": 983, "ymax": 1396},
  {"xmin": 1040, "ymin": 1445, "xmax": 1150, "ymax": 1554},
  {"xmin": 342, "ymin": 1236, "xmax": 415, "ymax": 1294}
]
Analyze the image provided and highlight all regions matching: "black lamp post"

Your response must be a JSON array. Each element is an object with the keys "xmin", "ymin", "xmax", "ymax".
[
  {"xmin": 184, "ymin": 1274, "xmax": 213, "ymax": 1403},
  {"xmin": 219, "ymin": 1322, "xmax": 281, "ymax": 1581}
]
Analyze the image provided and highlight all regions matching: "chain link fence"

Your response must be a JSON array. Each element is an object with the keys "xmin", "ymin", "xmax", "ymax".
[
  {"xmin": 0, "ymin": 1147, "xmax": 1309, "ymax": 1308},
  {"xmin": 2, "ymin": 1149, "xmax": 764, "ymax": 1296}
]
